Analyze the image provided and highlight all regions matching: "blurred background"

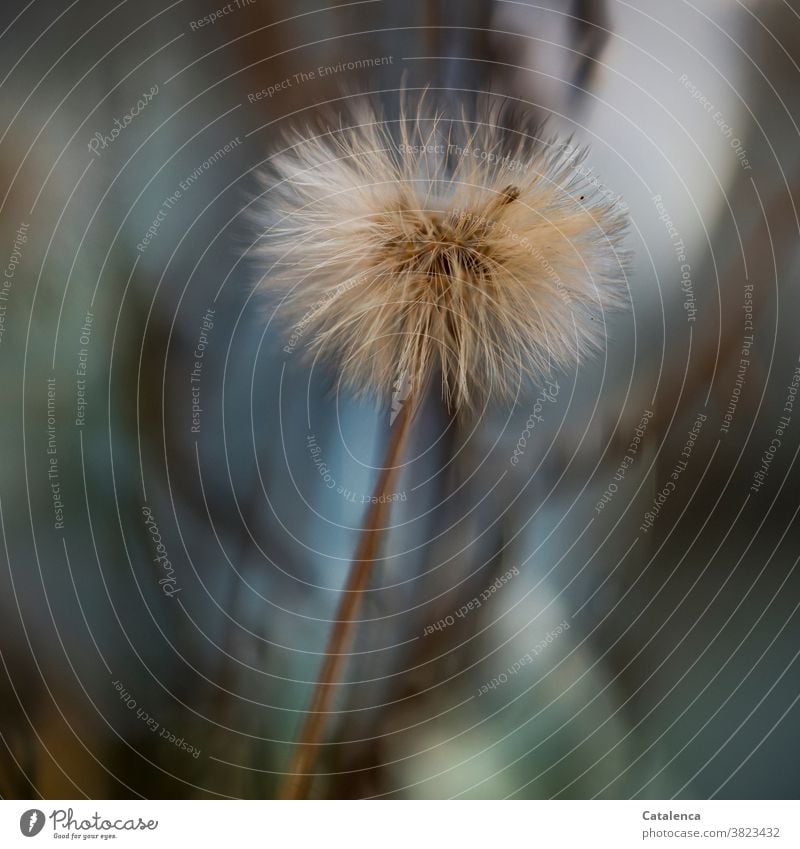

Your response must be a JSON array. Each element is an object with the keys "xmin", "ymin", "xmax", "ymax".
[{"xmin": 0, "ymin": 0, "xmax": 799, "ymax": 799}]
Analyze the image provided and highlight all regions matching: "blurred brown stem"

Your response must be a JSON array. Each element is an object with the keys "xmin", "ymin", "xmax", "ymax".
[{"xmin": 280, "ymin": 400, "xmax": 413, "ymax": 799}]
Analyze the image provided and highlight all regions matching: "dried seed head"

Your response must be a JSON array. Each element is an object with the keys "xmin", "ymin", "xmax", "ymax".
[{"xmin": 258, "ymin": 98, "xmax": 630, "ymax": 412}]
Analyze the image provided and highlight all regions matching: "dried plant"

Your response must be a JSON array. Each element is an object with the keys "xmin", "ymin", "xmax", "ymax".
[
  {"xmin": 258, "ymin": 96, "xmax": 630, "ymax": 798},
  {"xmin": 262, "ymin": 98, "xmax": 629, "ymax": 413}
]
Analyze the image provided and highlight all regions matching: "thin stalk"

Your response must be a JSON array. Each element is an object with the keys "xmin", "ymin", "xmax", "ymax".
[{"xmin": 281, "ymin": 400, "xmax": 414, "ymax": 799}]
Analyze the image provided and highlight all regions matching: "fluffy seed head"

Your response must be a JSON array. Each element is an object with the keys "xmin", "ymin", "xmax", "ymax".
[{"xmin": 258, "ymin": 98, "xmax": 629, "ymax": 412}]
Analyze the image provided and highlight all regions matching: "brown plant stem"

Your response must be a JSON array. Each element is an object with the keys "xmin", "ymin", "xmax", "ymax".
[{"xmin": 280, "ymin": 400, "xmax": 414, "ymax": 799}]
